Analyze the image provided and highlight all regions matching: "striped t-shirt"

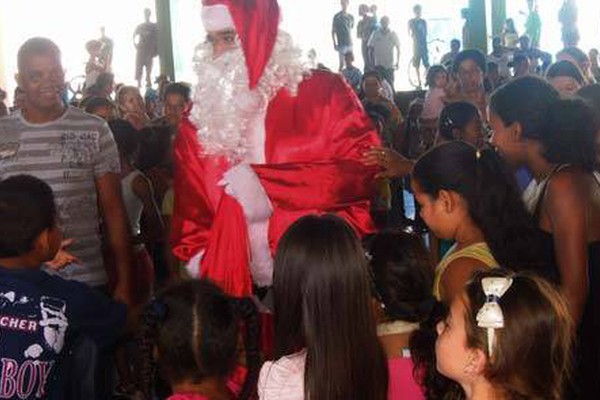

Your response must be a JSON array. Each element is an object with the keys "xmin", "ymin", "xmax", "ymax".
[{"xmin": 0, "ymin": 107, "xmax": 121, "ymax": 287}]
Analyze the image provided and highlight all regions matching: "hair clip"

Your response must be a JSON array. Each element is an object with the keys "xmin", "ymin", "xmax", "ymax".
[
  {"xmin": 476, "ymin": 277, "xmax": 513, "ymax": 357},
  {"xmin": 149, "ymin": 299, "xmax": 169, "ymax": 321},
  {"xmin": 440, "ymin": 116, "xmax": 454, "ymax": 130}
]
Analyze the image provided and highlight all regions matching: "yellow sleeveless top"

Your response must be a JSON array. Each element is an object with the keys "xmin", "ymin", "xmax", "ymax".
[{"xmin": 433, "ymin": 242, "xmax": 498, "ymax": 300}]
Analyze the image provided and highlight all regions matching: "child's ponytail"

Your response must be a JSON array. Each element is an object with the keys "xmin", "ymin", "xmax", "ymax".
[
  {"xmin": 230, "ymin": 297, "xmax": 261, "ymax": 400},
  {"xmin": 137, "ymin": 300, "xmax": 166, "ymax": 399},
  {"xmin": 471, "ymin": 147, "xmax": 542, "ymax": 271}
]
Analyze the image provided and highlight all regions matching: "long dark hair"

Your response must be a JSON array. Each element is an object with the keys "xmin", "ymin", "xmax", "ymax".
[
  {"xmin": 137, "ymin": 279, "xmax": 260, "ymax": 400},
  {"xmin": 273, "ymin": 214, "xmax": 388, "ymax": 400},
  {"xmin": 412, "ymin": 141, "xmax": 542, "ymax": 271}
]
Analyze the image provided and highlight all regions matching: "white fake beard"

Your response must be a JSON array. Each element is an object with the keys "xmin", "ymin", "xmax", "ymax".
[{"xmin": 190, "ymin": 31, "xmax": 308, "ymax": 162}]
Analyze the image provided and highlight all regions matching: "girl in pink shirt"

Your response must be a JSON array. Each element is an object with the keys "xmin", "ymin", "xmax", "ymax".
[
  {"xmin": 136, "ymin": 280, "xmax": 260, "ymax": 400},
  {"xmin": 259, "ymin": 215, "xmax": 389, "ymax": 400},
  {"xmin": 367, "ymin": 231, "xmax": 434, "ymax": 400},
  {"xmin": 421, "ymin": 65, "xmax": 448, "ymax": 121}
]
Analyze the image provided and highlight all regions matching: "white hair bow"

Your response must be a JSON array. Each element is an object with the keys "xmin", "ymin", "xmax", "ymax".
[{"xmin": 476, "ymin": 277, "xmax": 513, "ymax": 357}]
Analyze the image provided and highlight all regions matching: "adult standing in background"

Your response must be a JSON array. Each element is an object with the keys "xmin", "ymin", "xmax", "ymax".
[
  {"xmin": 461, "ymin": 8, "xmax": 471, "ymax": 50},
  {"xmin": 501, "ymin": 18, "xmax": 519, "ymax": 48},
  {"xmin": 525, "ymin": 0, "xmax": 542, "ymax": 48},
  {"xmin": 368, "ymin": 16, "xmax": 400, "ymax": 87},
  {"xmin": 488, "ymin": 36, "xmax": 511, "ymax": 80},
  {"xmin": 332, "ymin": 0, "xmax": 355, "ymax": 72},
  {"xmin": 559, "ymin": 0, "xmax": 580, "ymax": 48},
  {"xmin": 99, "ymin": 26, "xmax": 114, "ymax": 73},
  {"xmin": 357, "ymin": 4, "xmax": 377, "ymax": 70},
  {"xmin": 133, "ymin": 8, "xmax": 158, "ymax": 88},
  {"xmin": 408, "ymin": 4, "xmax": 430, "ymax": 88}
]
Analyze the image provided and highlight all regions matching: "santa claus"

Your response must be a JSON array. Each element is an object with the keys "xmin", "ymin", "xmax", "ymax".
[{"xmin": 172, "ymin": 0, "xmax": 380, "ymax": 297}]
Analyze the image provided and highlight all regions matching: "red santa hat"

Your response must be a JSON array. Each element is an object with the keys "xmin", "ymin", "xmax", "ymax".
[{"xmin": 202, "ymin": 0, "xmax": 281, "ymax": 90}]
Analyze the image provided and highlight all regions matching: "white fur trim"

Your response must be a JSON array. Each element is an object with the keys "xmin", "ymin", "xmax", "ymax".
[
  {"xmin": 202, "ymin": 4, "xmax": 235, "ymax": 32},
  {"xmin": 184, "ymin": 250, "xmax": 204, "ymax": 278},
  {"xmin": 248, "ymin": 219, "xmax": 274, "ymax": 287}
]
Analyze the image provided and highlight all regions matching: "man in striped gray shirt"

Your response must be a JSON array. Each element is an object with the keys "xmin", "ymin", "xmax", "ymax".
[{"xmin": 0, "ymin": 37, "xmax": 133, "ymax": 305}]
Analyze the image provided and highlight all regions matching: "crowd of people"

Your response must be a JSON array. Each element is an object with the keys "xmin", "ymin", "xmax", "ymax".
[{"xmin": 0, "ymin": 0, "xmax": 600, "ymax": 399}]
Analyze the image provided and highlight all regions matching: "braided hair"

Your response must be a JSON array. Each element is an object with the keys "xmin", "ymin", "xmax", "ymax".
[{"xmin": 136, "ymin": 279, "xmax": 261, "ymax": 399}]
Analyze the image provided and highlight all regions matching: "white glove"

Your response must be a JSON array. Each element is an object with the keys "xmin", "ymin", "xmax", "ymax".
[{"xmin": 219, "ymin": 163, "xmax": 273, "ymax": 222}]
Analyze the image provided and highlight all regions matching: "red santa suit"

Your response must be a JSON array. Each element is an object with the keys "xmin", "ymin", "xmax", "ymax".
[{"xmin": 172, "ymin": 0, "xmax": 380, "ymax": 297}]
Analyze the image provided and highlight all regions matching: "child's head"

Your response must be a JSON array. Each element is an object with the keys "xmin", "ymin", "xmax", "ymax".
[
  {"xmin": 366, "ymin": 231, "xmax": 434, "ymax": 323},
  {"xmin": 486, "ymin": 61, "xmax": 499, "ymax": 81},
  {"xmin": 511, "ymin": 53, "xmax": 530, "ymax": 77},
  {"xmin": 109, "ymin": 119, "xmax": 141, "ymax": 165},
  {"xmin": 362, "ymin": 71, "xmax": 383, "ymax": 99},
  {"xmin": 412, "ymin": 141, "xmax": 541, "ymax": 270},
  {"xmin": 546, "ymin": 60, "xmax": 585, "ymax": 96},
  {"xmin": 437, "ymin": 101, "xmax": 483, "ymax": 148},
  {"xmin": 344, "ymin": 51, "xmax": 355, "ymax": 67},
  {"xmin": 116, "ymin": 85, "xmax": 144, "ymax": 115},
  {"xmin": 138, "ymin": 279, "xmax": 260, "ymax": 399},
  {"xmin": 273, "ymin": 214, "xmax": 388, "ymax": 400},
  {"xmin": 83, "ymin": 96, "xmax": 115, "ymax": 120},
  {"xmin": 436, "ymin": 269, "xmax": 573, "ymax": 399},
  {"xmin": 0, "ymin": 175, "xmax": 61, "ymax": 264},
  {"xmin": 425, "ymin": 65, "xmax": 448, "ymax": 89},
  {"xmin": 504, "ymin": 18, "xmax": 516, "ymax": 33},
  {"xmin": 85, "ymin": 39, "xmax": 103, "ymax": 57}
]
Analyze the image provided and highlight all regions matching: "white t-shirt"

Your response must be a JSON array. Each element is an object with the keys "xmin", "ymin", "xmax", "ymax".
[
  {"xmin": 368, "ymin": 28, "xmax": 400, "ymax": 69},
  {"xmin": 258, "ymin": 350, "xmax": 306, "ymax": 400}
]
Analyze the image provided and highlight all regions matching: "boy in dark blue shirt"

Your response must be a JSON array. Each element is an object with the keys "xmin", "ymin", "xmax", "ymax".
[{"xmin": 0, "ymin": 175, "xmax": 127, "ymax": 399}]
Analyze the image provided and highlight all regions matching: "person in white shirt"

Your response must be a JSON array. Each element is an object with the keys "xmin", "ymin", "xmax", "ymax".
[{"xmin": 368, "ymin": 16, "xmax": 400, "ymax": 87}]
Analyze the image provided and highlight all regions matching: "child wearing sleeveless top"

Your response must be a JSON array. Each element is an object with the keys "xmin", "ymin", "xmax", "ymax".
[
  {"xmin": 411, "ymin": 141, "xmax": 541, "ymax": 302},
  {"xmin": 109, "ymin": 119, "xmax": 163, "ymax": 304}
]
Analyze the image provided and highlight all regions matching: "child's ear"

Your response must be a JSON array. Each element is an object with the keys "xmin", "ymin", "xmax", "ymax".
[
  {"xmin": 463, "ymin": 348, "xmax": 487, "ymax": 376},
  {"xmin": 508, "ymin": 121, "xmax": 523, "ymax": 143},
  {"xmin": 438, "ymin": 189, "xmax": 454, "ymax": 213},
  {"xmin": 471, "ymin": 348, "xmax": 488, "ymax": 375},
  {"xmin": 33, "ymin": 230, "xmax": 51, "ymax": 257}
]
